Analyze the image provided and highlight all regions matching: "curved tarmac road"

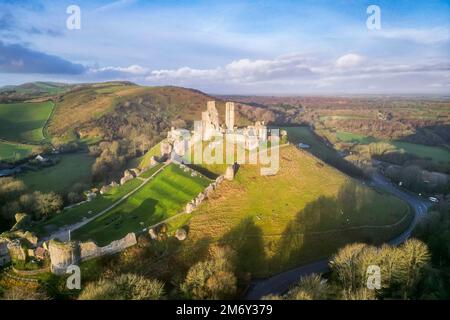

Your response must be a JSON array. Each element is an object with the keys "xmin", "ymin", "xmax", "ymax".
[{"xmin": 245, "ymin": 172, "xmax": 432, "ymax": 299}]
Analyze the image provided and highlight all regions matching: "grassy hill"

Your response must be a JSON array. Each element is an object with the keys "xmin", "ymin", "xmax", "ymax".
[
  {"xmin": 167, "ymin": 145, "xmax": 412, "ymax": 277},
  {"xmin": 48, "ymin": 83, "xmax": 251, "ymax": 143},
  {"xmin": 0, "ymin": 101, "xmax": 54, "ymax": 143},
  {"xmin": 0, "ymin": 82, "xmax": 71, "ymax": 102}
]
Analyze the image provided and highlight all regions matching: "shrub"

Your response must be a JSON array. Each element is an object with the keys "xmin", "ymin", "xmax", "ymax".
[{"xmin": 79, "ymin": 274, "xmax": 165, "ymax": 300}]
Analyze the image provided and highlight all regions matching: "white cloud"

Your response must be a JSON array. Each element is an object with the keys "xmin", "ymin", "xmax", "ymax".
[
  {"xmin": 374, "ymin": 27, "xmax": 450, "ymax": 45},
  {"xmin": 82, "ymin": 54, "xmax": 450, "ymax": 94},
  {"xmin": 93, "ymin": 0, "xmax": 137, "ymax": 13},
  {"xmin": 148, "ymin": 53, "xmax": 316, "ymax": 83},
  {"xmin": 90, "ymin": 64, "xmax": 149, "ymax": 75},
  {"xmin": 335, "ymin": 54, "xmax": 364, "ymax": 68}
]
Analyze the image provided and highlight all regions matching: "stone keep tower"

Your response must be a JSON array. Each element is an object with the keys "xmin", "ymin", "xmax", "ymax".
[{"xmin": 225, "ymin": 102, "xmax": 235, "ymax": 130}]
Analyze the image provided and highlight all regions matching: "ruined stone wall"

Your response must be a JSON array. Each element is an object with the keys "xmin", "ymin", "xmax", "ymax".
[
  {"xmin": 79, "ymin": 233, "xmax": 137, "ymax": 261},
  {"xmin": 0, "ymin": 239, "xmax": 11, "ymax": 266},
  {"xmin": 185, "ymin": 175, "xmax": 224, "ymax": 213},
  {"xmin": 48, "ymin": 240, "xmax": 80, "ymax": 275},
  {"xmin": 48, "ymin": 233, "xmax": 138, "ymax": 274}
]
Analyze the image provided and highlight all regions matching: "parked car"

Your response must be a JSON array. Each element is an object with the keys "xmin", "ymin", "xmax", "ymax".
[{"xmin": 428, "ymin": 197, "xmax": 439, "ymax": 203}]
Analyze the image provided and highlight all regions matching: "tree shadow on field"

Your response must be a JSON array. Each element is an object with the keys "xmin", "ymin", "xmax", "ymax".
[
  {"xmin": 219, "ymin": 217, "xmax": 266, "ymax": 276},
  {"xmin": 271, "ymin": 181, "xmax": 386, "ymax": 272}
]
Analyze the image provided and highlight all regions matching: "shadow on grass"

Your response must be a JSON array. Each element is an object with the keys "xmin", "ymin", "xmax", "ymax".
[
  {"xmin": 220, "ymin": 217, "xmax": 266, "ymax": 275},
  {"xmin": 186, "ymin": 164, "xmax": 219, "ymax": 179}
]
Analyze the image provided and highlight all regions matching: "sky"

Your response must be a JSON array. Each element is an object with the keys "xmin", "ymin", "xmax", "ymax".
[{"xmin": 0, "ymin": 0, "xmax": 449, "ymax": 94}]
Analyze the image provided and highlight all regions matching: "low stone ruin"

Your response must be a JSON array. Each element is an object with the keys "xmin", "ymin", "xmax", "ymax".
[
  {"xmin": 150, "ymin": 156, "xmax": 159, "ymax": 166},
  {"xmin": 160, "ymin": 141, "xmax": 173, "ymax": 157},
  {"xmin": 48, "ymin": 233, "xmax": 137, "ymax": 275},
  {"xmin": 79, "ymin": 233, "xmax": 137, "ymax": 261},
  {"xmin": 120, "ymin": 169, "xmax": 137, "ymax": 185},
  {"xmin": 184, "ymin": 175, "xmax": 224, "ymax": 214},
  {"xmin": 225, "ymin": 164, "xmax": 235, "ymax": 181},
  {"xmin": 175, "ymin": 228, "xmax": 187, "ymax": 241}
]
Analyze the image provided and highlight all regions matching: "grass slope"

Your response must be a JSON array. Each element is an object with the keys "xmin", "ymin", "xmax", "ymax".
[
  {"xmin": 281, "ymin": 126, "xmax": 340, "ymax": 161},
  {"xmin": 72, "ymin": 163, "xmax": 211, "ymax": 245},
  {"xmin": 32, "ymin": 178, "xmax": 144, "ymax": 237},
  {"xmin": 19, "ymin": 153, "xmax": 95, "ymax": 193},
  {"xmin": 171, "ymin": 145, "xmax": 411, "ymax": 277},
  {"xmin": 0, "ymin": 101, "xmax": 54, "ymax": 143}
]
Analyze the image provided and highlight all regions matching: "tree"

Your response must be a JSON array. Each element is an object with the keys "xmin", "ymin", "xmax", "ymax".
[
  {"xmin": 0, "ymin": 177, "xmax": 26, "ymax": 202},
  {"xmin": 181, "ymin": 245, "xmax": 238, "ymax": 299},
  {"xmin": 284, "ymin": 274, "xmax": 329, "ymax": 300},
  {"xmin": 329, "ymin": 243, "xmax": 368, "ymax": 291},
  {"xmin": 398, "ymin": 239, "xmax": 430, "ymax": 299},
  {"xmin": 79, "ymin": 274, "xmax": 165, "ymax": 300},
  {"xmin": 33, "ymin": 191, "xmax": 63, "ymax": 219}
]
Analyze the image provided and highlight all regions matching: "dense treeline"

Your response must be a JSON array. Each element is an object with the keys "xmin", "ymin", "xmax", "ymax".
[
  {"xmin": 264, "ymin": 238, "xmax": 447, "ymax": 300},
  {"xmin": 0, "ymin": 177, "xmax": 63, "ymax": 225}
]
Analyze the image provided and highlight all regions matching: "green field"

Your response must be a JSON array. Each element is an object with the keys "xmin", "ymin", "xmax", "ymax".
[
  {"xmin": 136, "ymin": 141, "xmax": 162, "ymax": 169},
  {"xmin": 72, "ymin": 163, "xmax": 211, "ymax": 245},
  {"xmin": 281, "ymin": 126, "xmax": 340, "ymax": 161},
  {"xmin": 32, "ymin": 178, "xmax": 143, "ymax": 237},
  {"xmin": 19, "ymin": 153, "xmax": 95, "ymax": 193},
  {"xmin": 0, "ymin": 101, "xmax": 54, "ymax": 143},
  {"xmin": 336, "ymin": 131, "xmax": 450, "ymax": 163},
  {"xmin": 0, "ymin": 140, "xmax": 35, "ymax": 161}
]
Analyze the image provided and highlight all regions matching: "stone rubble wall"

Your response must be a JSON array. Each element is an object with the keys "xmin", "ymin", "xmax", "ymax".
[
  {"xmin": 185, "ymin": 174, "xmax": 224, "ymax": 214},
  {"xmin": 48, "ymin": 233, "xmax": 137, "ymax": 274}
]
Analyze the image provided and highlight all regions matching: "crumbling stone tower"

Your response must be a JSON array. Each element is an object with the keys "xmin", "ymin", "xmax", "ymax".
[
  {"xmin": 48, "ymin": 240, "xmax": 80, "ymax": 275},
  {"xmin": 225, "ymin": 102, "xmax": 235, "ymax": 130}
]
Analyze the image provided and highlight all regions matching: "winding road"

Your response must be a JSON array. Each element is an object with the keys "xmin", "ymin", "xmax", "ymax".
[{"xmin": 245, "ymin": 172, "xmax": 432, "ymax": 299}]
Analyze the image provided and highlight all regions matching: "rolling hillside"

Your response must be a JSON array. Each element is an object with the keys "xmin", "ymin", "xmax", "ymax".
[
  {"xmin": 167, "ymin": 145, "xmax": 412, "ymax": 277},
  {"xmin": 0, "ymin": 82, "xmax": 71, "ymax": 103},
  {"xmin": 47, "ymin": 83, "xmax": 252, "ymax": 143}
]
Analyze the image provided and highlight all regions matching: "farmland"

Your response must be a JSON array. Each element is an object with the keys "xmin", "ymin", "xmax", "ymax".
[
  {"xmin": 336, "ymin": 131, "xmax": 450, "ymax": 163},
  {"xmin": 19, "ymin": 153, "xmax": 95, "ymax": 193},
  {"xmin": 0, "ymin": 101, "xmax": 54, "ymax": 143},
  {"xmin": 0, "ymin": 140, "xmax": 36, "ymax": 161}
]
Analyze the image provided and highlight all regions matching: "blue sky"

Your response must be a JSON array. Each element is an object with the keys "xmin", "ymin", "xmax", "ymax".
[{"xmin": 0, "ymin": 0, "xmax": 449, "ymax": 94}]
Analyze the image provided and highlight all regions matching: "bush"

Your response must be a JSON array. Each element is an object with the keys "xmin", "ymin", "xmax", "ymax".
[
  {"xmin": 181, "ymin": 245, "xmax": 238, "ymax": 299},
  {"xmin": 79, "ymin": 274, "xmax": 165, "ymax": 300}
]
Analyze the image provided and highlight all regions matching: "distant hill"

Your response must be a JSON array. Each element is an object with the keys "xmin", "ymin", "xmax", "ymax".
[
  {"xmin": 0, "ymin": 82, "xmax": 72, "ymax": 101},
  {"xmin": 47, "ymin": 82, "xmax": 257, "ymax": 143}
]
